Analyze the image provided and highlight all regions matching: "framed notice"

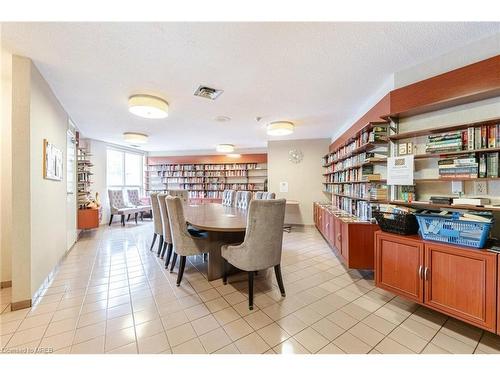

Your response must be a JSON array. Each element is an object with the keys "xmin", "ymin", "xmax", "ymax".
[
  {"xmin": 43, "ymin": 139, "xmax": 63, "ymax": 181},
  {"xmin": 387, "ymin": 155, "xmax": 414, "ymax": 185}
]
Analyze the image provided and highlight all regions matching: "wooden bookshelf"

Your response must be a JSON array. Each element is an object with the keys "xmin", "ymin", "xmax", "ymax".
[{"xmin": 146, "ymin": 155, "xmax": 268, "ymax": 200}]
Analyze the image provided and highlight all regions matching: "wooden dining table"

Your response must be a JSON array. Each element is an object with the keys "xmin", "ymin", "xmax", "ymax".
[{"xmin": 184, "ymin": 203, "xmax": 248, "ymax": 280}]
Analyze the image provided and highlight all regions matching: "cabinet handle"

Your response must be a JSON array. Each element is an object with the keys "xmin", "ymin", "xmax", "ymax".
[
  {"xmin": 424, "ymin": 267, "xmax": 430, "ymax": 281},
  {"xmin": 326, "ymin": 223, "xmax": 329, "ymax": 228},
  {"xmin": 418, "ymin": 265, "xmax": 423, "ymax": 279},
  {"xmin": 337, "ymin": 234, "xmax": 341, "ymax": 241}
]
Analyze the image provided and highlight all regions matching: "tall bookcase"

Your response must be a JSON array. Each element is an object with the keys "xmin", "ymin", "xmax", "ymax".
[
  {"xmin": 322, "ymin": 121, "xmax": 389, "ymax": 221},
  {"xmin": 146, "ymin": 154, "xmax": 268, "ymax": 201}
]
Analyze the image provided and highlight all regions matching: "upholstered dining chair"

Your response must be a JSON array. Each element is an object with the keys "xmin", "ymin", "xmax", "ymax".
[
  {"xmin": 165, "ymin": 196, "xmax": 209, "ymax": 286},
  {"xmin": 108, "ymin": 189, "xmax": 134, "ymax": 226},
  {"xmin": 168, "ymin": 189, "xmax": 188, "ymax": 202},
  {"xmin": 221, "ymin": 199, "xmax": 286, "ymax": 310},
  {"xmin": 236, "ymin": 191, "xmax": 252, "ymax": 210},
  {"xmin": 263, "ymin": 192, "xmax": 276, "ymax": 199},
  {"xmin": 222, "ymin": 189, "xmax": 236, "ymax": 206},
  {"xmin": 254, "ymin": 192, "xmax": 264, "ymax": 199},
  {"xmin": 150, "ymin": 192, "xmax": 163, "ymax": 254},
  {"xmin": 157, "ymin": 193, "xmax": 173, "ymax": 265},
  {"xmin": 127, "ymin": 189, "xmax": 152, "ymax": 221}
]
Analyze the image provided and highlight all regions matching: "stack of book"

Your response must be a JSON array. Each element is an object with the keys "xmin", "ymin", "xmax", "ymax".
[
  {"xmin": 368, "ymin": 125, "xmax": 388, "ymax": 143},
  {"xmin": 438, "ymin": 155, "xmax": 478, "ymax": 179},
  {"xmin": 426, "ymin": 132, "xmax": 462, "ymax": 153},
  {"xmin": 368, "ymin": 184, "xmax": 388, "ymax": 201}
]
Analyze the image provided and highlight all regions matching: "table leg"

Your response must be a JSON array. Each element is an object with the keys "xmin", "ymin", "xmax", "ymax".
[{"xmin": 206, "ymin": 231, "xmax": 245, "ymax": 281}]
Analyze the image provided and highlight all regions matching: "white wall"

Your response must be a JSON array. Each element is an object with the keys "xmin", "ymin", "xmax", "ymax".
[
  {"xmin": 268, "ymin": 138, "xmax": 330, "ymax": 225},
  {"xmin": 1, "ymin": 41, "xmax": 13, "ymax": 286}
]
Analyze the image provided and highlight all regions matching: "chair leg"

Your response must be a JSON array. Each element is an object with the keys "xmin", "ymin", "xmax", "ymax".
[
  {"xmin": 140, "ymin": 212, "xmax": 144, "ymax": 221},
  {"xmin": 121, "ymin": 215, "xmax": 125, "ymax": 226},
  {"xmin": 274, "ymin": 264, "xmax": 286, "ymax": 297},
  {"xmin": 160, "ymin": 242, "xmax": 167, "ymax": 258},
  {"xmin": 108, "ymin": 214, "xmax": 114, "ymax": 226},
  {"xmin": 157, "ymin": 235, "xmax": 163, "ymax": 256},
  {"xmin": 170, "ymin": 253, "xmax": 178, "ymax": 273},
  {"xmin": 127, "ymin": 214, "xmax": 131, "ymax": 222},
  {"xmin": 222, "ymin": 258, "xmax": 228, "ymax": 285},
  {"xmin": 150, "ymin": 233, "xmax": 157, "ymax": 252},
  {"xmin": 134, "ymin": 212, "xmax": 138, "ymax": 224},
  {"xmin": 176, "ymin": 256, "xmax": 187, "ymax": 286},
  {"xmin": 164, "ymin": 244, "xmax": 173, "ymax": 268},
  {"xmin": 248, "ymin": 271, "xmax": 254, "ymax": 310}
]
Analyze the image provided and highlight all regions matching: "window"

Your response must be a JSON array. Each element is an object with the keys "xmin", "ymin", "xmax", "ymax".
[{"xmin": 106, "ymin": 148, "xmax": 144, "ymax": 196}]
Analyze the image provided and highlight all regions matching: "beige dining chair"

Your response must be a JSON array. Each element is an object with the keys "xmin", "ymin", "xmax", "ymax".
[
  {"xmin": 222, "ymin": 189, "xmax": 236, "ymax": 206},
  {"xmin": 168, "ymin": 189, "xmax": 189, "ymax": 202},
  {"xmin": 165, "ymin": 196, "xmax": 209, "ymax": 286},
  {"xmin": 150, "ymin": 192, "xmax": 163, "ymax": 254},
  {"xmin": 221, "ymin": 199, "xmax": 286, "ymax": 310},
  {"xmin": 236, "ymin": 191, "xmax": 252, "ymax": 209},
  {"xmin": 157, "ymin": 193, "xmax": 174, "ymax": 267},
  {"xmin": 263, "ymin": 192, "xmax": 276, "ymax": 199}
]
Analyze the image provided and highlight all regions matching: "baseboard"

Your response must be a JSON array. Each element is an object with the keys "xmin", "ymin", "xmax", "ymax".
[
  {"xmin": 0, "ymin": 280, "xmax": 12, "ymax": 289},
  {"xmin": 11, "ymin": 299, "xmax": 31, "ymax": 311}
]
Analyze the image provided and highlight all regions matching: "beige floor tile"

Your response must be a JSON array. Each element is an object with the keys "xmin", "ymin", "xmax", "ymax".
[
  {"xmin": 184, "ymin": 303, "xmax": 210, "ymax": 321},
  {"xmin": 199, "ymin": 327, "xmax": 232, "ymax": 353},
  {"xmin": 431, "ymin": 332, "xmax": 475, "ymax": 354},
  {"xmin": 135, "ymin": 318, "xmax": 164, "ymax": 340},
  {"xmin": 326, "ymin": 310, "xmax": 359, "ymax": 330},
  {"xmin": 388, "ymin": 326, "xmax": 428, "ymax": 353},
  {"xmin": 439, "ymin": 318, "xmax": 482, "ymax": 347},
  {"xmin": 348, "ymin": 322, "xmax": 385, "ymax": 347},
  {"xmin": 374, "ymin": 306, "xmax": 408, "ymax": 325},
  {"xmin": 273, "ymin": 337, "xmax": 310, "ymax": 354},
  {"xmin": 333, "ymin": 332, "xmax": 372, "ymax": 354},
  {"xmin": 410, "ymin": 306, "xmax": 448, "ymax": 330},
  {"xmin": 232, "ymin": 300, "xmax": 258, "ymax": 317},
  {"xmin": 16, "ymin": 312, "xmax": 53, "ymax": 332},
  {"xmin": 197, "ymin": 288, "xmax": 221, "ymax": 302},
  {"xmin": 172, "ymin": 337, "xmax": 207, "ymax": 354},
  {"xmin": 73, "ymin": 321, "xmax": 106, "ymax": 344},
  {"xmin": 311, "ymin": 318, "xmax": 345, "ymax": 341},
  {"xmin": 138, "ymin": 332, "xmax": 170, "ymax": 354},
  {"xmin": 421, "ymin": 343, "xmax": 451, "ymax": 354},
  {"xmin": 133, "ymin": 307, "xmax": 160, "ymax": 325},
  {"xmin": 107, "ymin": 303, "xmax": 132, "ymax": 320},
  {"xmin": 161, "ymin": 310, "xmax": 189, "ymax": 330},
  {"xmin": 106, "ymin": 314, "xmax": 135, "ymax": 333},
  {"xmin": 362, "ymin": 314, "xmax": 396, "ymax": 336},
  {"xmin": 317, "ymin": 343, "xmax": 345, "ymax": 354},
  {"xmin": 224, "ymin": 291, "xmax": 247, "ymax": 305},
  {"xmin": 214, "ymin": 343, "xmax": 240, "ymax": 354},
  {"xmin": 6, "ymin": 325, "xmax": 47, "ymax": 348},
  {"xmin": 0, "ymin": 319, "xmax": 22, "ymax": 335},
  {"xmin": 375, "ymin": 337, "xmax": 414, "ymax": 354},
  {"xmin": 106, "ymin": 342, "xmax": 138, "ymax": 354},
  {"xmin": 70, "ymin": 335, "xmax": 105, "ymax": 354},
  {"xmin": 476, "ymin": 332, "xmax": 500, "ymax": 354},
  {"xmin": 257, "ymin": 323, "xmax": 290, "ymax": 347},
  {"xmin": 399, "ymin": 316, "xmax": 439, "ymax": 341},
  {"xmin": 234, "ymin": 332, "xmax": 271, "ymax": 354},
  {"xmin": 223, "ymin": 318, "xmax": 254, "ymax": 341},
  {"xmin": 293, "ymin": 327, "xmax": 329, "ymax": 353},
  {"xmin": 293, "ymin": 306, "xmax": 323, "ymax": 325},
  {"xmin": 40, "ymin": 330, "xmax": 75, "ymax": 352},
  {"xmin": 205, "ymin": 297, "xmax": 230, "ymax": 313},
  {"xmin": 244, "ymin": 310, "xmax": 273, "ymax": 330},
  {"xmin": 166, "ymin": 322, "xmax": 196, "ymax": 347},
  {"xmin": 1, "ymin": 333, "xmax": 13, "ymax": 349},
  {"xmin": 77, "ymin": 309, "xmax": 107, "ymax": 328},
  {"xmin": 340, "ymin": 303, "xmax": 371, "ymax": 321},
  {"xmin": 276, "ymin": 314, "xmax": 308, "ymax": 336},
  {"xmin": 191, "ymin": 314, "xmax": 220, "ymax": 336},
  {"xmin": 104, "ymin": 326, "xmax": 136, "ymax": 352}
]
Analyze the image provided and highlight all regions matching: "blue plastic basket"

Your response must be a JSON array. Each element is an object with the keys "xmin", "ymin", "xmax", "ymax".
[{"xmin": 415, "ymin": 213, "xmax": 492, "ymax": 249}]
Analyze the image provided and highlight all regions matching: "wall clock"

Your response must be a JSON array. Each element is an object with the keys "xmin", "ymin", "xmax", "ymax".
[{"xmin": 288, "ymin": 149, "xmax": 303, "ymax": 164}]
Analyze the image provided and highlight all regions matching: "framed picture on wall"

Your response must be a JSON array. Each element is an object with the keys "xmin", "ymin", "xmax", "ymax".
[{"xmin": 43, "ymin": 139, "xmax": 63, "ymax": 181}]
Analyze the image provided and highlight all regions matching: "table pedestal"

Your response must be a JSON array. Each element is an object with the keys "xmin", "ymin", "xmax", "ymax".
[{"xmin": 206, "ymin": 231, "xmax": 245, "ymax": 281}]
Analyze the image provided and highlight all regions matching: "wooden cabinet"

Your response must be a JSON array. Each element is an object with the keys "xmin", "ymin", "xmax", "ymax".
[
  {"xmin": 375, "ymin": 231, "xmax": 498, "ymax": 333},
  {"xmin": 77, "ymin": 208, "xmax": 100, "ymax": 229},
  {"xmin": 498, "ymin": 260, "xmax": 500, "ymax": 335},
  {"xmin": 375, "ymin": 232, "xmax": 424, "ymax": 303},
  {"xmin": 333, "ymin": 216, "xmax": 342, "ymax": 253},
  {"xmin": 424, "ymin": 242, "xmax": 497, "ymax": 332}
]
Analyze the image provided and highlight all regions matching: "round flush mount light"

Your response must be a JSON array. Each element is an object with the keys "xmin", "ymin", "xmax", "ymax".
[
  {"xmin": 128, "ymin": 94, "xmax": 168, "ymax": 119},
  {"xmin": 216, "ymin": 144, "xmax": 235, "ymax": 153},
  {"xmin": 123, "ymin": 132, "xmax": 148, "ymax": 144},
  {"xmin": 267, "ymin": 121, "xmax": 294, "ymax": 136}
]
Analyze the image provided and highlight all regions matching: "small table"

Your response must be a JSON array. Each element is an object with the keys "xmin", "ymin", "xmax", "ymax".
[{"xmin": 184, "ymin": 203, "xmax": 248, "ymax": 281}]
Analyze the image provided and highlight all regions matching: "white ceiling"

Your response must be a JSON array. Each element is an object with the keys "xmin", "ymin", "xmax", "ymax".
[{"xmin": 2, "ymin": 22, "xmax": 499, "ymax": 152}]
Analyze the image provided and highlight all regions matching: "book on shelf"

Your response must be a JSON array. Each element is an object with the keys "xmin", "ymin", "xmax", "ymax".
[{"xmin": 452, "ymin": 197, "xmax": 490, "ymax": 206}]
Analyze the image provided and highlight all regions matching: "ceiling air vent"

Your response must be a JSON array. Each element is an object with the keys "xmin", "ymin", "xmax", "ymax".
[{"xmin": 194, "ymin": 85, "xmax": 223, "ymax": 100}]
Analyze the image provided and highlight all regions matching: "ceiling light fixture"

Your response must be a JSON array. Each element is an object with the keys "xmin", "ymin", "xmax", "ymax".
[
  {"xmin": 214, "ymin": 115, "xmax": 231, "ymax": 122},
  {"xmin": 267, "ymin": 121, "xmax": 295, "ymax": 136},
  {"xmin": 227, "ymin": 153, "xmax": 241, "ymax": 158},
  {"xmin": 216, "ymin": 144, "xmax": 235, "ymax": 153},
  {"xmin": 128, "ymin": 94, "xmax": 168, "ymax": 119},
  {"xmin": 123, "ymin": 132, "xmax": 148, "ymax": 144}
]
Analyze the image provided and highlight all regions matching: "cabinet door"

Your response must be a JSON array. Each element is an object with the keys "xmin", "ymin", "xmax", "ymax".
[
  {"xmin": 341, "ymin": 221, "xmax": 349, "ymax": 261},
  {"xmin": 375, "ymin": 233, "xmax": 424, "ymax": 303},
  {"xmin": 327, "ymin": 212, "xmax": 335, "ymax": 246},
  {"xmin": 498, "ymin": 259, "xmax": 500, "ymax": 335},
  {"xmin": 424, "ymin": 243, "xmax": 497, "ymax": 332}
]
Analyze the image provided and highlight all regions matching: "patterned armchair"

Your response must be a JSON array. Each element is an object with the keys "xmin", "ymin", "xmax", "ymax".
[{"xmin": 236, "ymin": 191, "xmax": 252, "ymax": 210}]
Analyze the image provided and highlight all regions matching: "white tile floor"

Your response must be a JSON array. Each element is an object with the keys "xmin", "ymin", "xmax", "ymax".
[{"xmin": 1, "ymin": 221, "xmax": 500, "ymax": 354}]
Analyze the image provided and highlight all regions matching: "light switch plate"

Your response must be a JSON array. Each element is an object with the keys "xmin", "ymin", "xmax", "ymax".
[{"xmin": 474, "ymin": 181, "xmax": 488, "ymax": 195}]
